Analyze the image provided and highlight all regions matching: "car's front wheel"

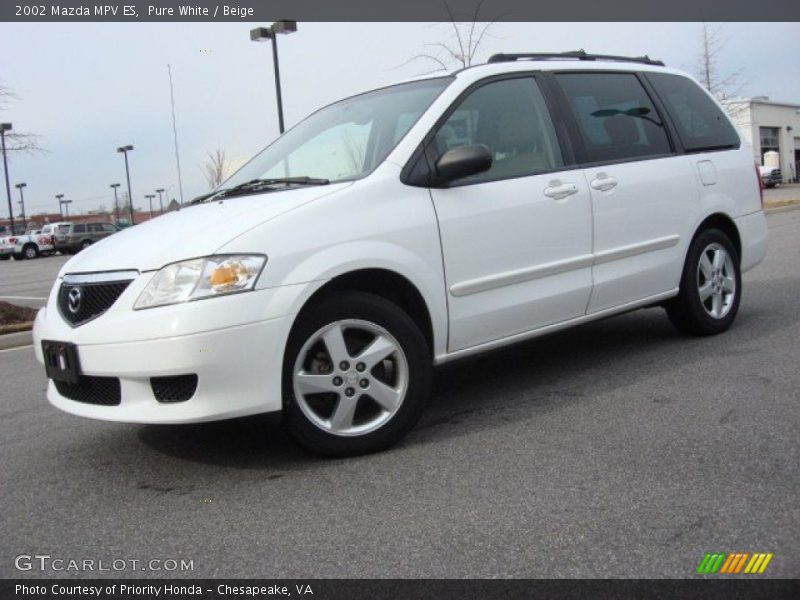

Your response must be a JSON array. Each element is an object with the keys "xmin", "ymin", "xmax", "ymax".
[
  {"xmin": 283, "ymin": 291, "xmax": 432, "ymax": 456},
  {"xmin": 666, "ymin": 228, "xmax": 741, "ymax": 336}
]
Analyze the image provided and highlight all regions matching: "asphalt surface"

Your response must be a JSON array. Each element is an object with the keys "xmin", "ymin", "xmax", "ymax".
[
  {"xmin": 0, "ymin": 253, "xmax": 70, "ymax": 308},
  {"xmin": 1, "ymin": 210, "xmax": 798, "ymax": 579}
]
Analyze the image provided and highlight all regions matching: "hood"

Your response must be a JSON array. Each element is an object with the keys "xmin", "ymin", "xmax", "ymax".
[{"xmin": 59, "ymin": 182, "xmax": 352, "ymax": 276}]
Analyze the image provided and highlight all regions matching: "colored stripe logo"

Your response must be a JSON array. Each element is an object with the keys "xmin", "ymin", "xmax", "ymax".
[{"xmin": 696, "ymin": 552, "xmax": 773, "ymax": 574}]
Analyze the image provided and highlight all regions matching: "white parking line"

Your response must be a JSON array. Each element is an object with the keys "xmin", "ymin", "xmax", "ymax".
[
  {"xmin": 0, "ymin": 296, "xmax": 46, "ymax": 301},
  {"xmin": 0, "ymin": 344, "xmax": 33, "ymax": 353}
]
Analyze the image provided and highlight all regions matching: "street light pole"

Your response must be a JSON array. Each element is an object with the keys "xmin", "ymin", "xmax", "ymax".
[
  {"xmin": 155, "ymin": 188, "xmax": 165, "ymax": 214},
  {"xmin": 15, "ymin": 182, "xmax": 26, "ymax": 230},
  {"xmin": 1, "ymin": 123, "xmax": 14, "ymax": 235},
  {"xmin": 110, "ymin": 183, "xmax": 121, "ymax": 225},
  {"xmin": 56, "ymin": 194, "xmax": 64, "ymax": 219},
  {"xmin": 117, "ymin": 145, "xmax": 135, "ymax": 225},
  {"xmin": 145, "ymin": 194, "xmax": 155, "ymax": 218},
  {"xmin": 62, "ymin": 199, "xmax": 72, "ymax": 219},
  {"xmin": 250, "ymin": 21, "xmax": 297, "ymax": 134}
]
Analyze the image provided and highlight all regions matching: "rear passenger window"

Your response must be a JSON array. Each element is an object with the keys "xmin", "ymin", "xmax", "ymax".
[
  {"xmin": 433, "ymin": 77, "xmax": 563, "ymax": 183},
  {"xmin": 556, "ymin": 73, "xmax": 672, "ymax": 163},
  {"xmin": 646, "ymin": 72, "xmax": 740, "ymax": 152},
  {"xmin": 73, "ymin": 224, "xmax": 86, "ymax": 234}
]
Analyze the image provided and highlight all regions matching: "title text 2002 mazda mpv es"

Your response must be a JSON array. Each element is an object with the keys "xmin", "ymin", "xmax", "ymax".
[{"xmin": 34, "ymin": 52, "xmax": 767, "ymax": 456}]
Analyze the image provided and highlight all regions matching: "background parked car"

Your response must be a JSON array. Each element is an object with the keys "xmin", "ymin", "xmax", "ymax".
[
  {"xmin": 0, "ymin": 235, "xmax": 12, "ymax": 260},
  {"xmin": 54, "ymin": 222, "xmax": 120, "ymax": 254},
  {"xmin": 759, "ymin": 165, "xmax": 782, "ymax": 188}
]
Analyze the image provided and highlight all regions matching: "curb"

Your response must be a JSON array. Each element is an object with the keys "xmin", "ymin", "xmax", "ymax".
[
  {"xmin": 765, "ymin": 203, "xmax": 800, "ymax": 215},
  {"xmin": 0, "ymin": 330, "xmax": 33, "ymax": 350}
]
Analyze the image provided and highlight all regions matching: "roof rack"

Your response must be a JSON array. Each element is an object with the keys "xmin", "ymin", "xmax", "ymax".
[{"xmin": 487, "ymin": 50, "xmax": 665, "ymax": 67}]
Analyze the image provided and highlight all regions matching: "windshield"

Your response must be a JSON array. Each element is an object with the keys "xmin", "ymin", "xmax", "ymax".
[{"xmin": 221, "ymin": 77, "xmax": 452, "ymax": 188}]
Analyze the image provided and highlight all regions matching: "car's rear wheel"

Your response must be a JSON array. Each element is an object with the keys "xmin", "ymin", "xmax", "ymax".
[
  {"xmin": 23, "ymin": 244, "xmax": 39, "ymax": 259},
  {"xmin": 80, "ymin": 240, "xmax": 92, "ymax": 250},
  {"xmin": 283, "ymin": 291, "xmax": 431, "ymax": 456},
  {"xmin": 666, "ymin": 228, "xmax": 741, "ymax": 336}
]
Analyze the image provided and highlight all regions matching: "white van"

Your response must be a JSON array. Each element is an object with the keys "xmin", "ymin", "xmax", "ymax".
[{"xmin": 34, "ymin": 52, "xmax": 767, "ymax": 455}]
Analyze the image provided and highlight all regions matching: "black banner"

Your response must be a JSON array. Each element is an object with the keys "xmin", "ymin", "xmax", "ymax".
[
  {"xmin": 2, "ymin": 0, "xmax": 799, "ymax": 22},
  {"xmin": 4, "ymin": 579, "xmax": 800, "ymax": 600}
]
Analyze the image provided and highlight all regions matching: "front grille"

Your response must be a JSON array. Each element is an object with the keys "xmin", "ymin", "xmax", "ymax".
[
  {"xmin": 57, "ymin": 279, "xmax": 132, "ymax": 326},
  {"xmin": 151, "ymin": 374, "xmax": 198, "ymax": 403},
  {"xmin": 54, "ymin": 376, "xmax": 122, "ymax": 406}
]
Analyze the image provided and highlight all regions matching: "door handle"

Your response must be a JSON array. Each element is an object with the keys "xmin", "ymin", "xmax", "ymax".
[
  {"xmin": 543, "ymin": 181, "xmax": 578, "ymax": 200},
  {"xmin": 590, "ymin": 173, "xmax": 618, "ymax": 192}
]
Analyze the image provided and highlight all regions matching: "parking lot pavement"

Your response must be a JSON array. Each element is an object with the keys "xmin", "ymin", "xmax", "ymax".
[
  {"xmin": 1, "ymin": 210, "xmax": 798, "ymax": 579},
  {"xmin": 0, "ymin": 254, "xmax": 70, "ymax": 308},
  {"xmin": 765, "ymin": 183, "xmax": 800, "ymax": 203}
]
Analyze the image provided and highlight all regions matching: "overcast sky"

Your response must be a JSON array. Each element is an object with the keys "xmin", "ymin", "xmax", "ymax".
[{"xmin": 1, "ymin": 22, "xmax": 799, "ymax": 217}]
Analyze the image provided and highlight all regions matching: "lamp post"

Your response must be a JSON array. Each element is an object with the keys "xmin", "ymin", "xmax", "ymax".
[
  {"xmin": 145, "ymin": 194, "xmax": 155, "ymax": 218},
  {"xmin": 15, "ymin": 182, "xmax": 26, "ymax": 230},
  {"xmin": 110, "ymin": 183, "xmax": 121, "ymax": 225},
  {"xmin": 250, "ymin": 21, "xmax": 297, "ymax": 134},
  {"xmin": 56, "ymin": 194, "xmax": 64, "ymax": 219},
  {"xmin": 155, "ymin": 188, "xmax": 165, "ymax": 214},
  {"xmin": 61, "ymin": 199, "xmax": 72, "ymax": 219},
  {"xmin": 116, "ymin": 145, "xmax": 135, "ymax": 225},
  {"xmin": 1, "ymin": 123, "xmax": 14, "ymax": 235}
]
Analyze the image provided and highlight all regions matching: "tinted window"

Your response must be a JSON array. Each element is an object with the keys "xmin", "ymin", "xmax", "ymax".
[
  {"xmin": 57, "ymin": 225, "xmax": 70, "ymax": 233},
  {"xmin": 73, "ymin": 224, "xmax": 86, "ymax": 234},
  {"xmin": 101, "ymin": 223, "xmax": 117, "ymax": 232},
  {"xmin": 88, "ymin": 223, "xmax": 103, "ymax": 232},
  {"xmin": 556, "ymin": 73, "xmax": 671, "ymax": 163},
  {"xmin": 433, "ymin": 77, "xmax": 563, "ymax": 183},
  {"xmin": 647, "ymin": 73, "xmax": 739, "ymax": 152}
]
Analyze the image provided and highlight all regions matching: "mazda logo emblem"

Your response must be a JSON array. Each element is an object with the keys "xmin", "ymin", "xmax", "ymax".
[{"xmin": 67, "ymin": 287, "xmax": 82, "ymax": 314}]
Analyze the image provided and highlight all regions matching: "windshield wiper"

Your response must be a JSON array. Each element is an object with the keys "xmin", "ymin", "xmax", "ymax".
[{"xmin": 190, "ymin": 176, "xmax": 330, "ymax": 204}]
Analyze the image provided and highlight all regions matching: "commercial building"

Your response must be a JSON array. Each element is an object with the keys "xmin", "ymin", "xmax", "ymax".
[{"xmin": 728, "ymin": 97, "xmax": 800, "ymax": 183}]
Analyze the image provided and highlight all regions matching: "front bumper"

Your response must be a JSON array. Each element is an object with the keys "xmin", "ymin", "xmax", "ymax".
[
  {"xmin": 33, "ymin": 279, "xmax": 310, "ymax": 424},
  {"xmin": 0, "ymin": 246, "xmax": 11, "ymax": 256}
]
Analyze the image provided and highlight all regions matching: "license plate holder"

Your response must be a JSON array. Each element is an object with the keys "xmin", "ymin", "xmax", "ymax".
[{"xmin": 42, "ymin": 340, "xmax": 81, "ymax": 384}]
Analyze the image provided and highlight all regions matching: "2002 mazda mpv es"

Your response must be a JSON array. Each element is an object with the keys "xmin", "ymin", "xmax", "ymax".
[{"xmin": 35, "ymin": 51, "xmax": 767, "ymax": 455}]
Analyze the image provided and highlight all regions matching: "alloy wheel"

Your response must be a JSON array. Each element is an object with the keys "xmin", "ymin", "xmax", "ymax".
[{"xmin": 292, "ymin": 319, "xmax": 409, "ymax": 437}]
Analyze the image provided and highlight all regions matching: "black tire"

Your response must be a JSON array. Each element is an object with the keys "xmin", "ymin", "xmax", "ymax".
[
  {"xmin": 12, "ymin": 253, "xmax": 24, "ymax": 261},
  {"xmin": 22, "ymin": 244, "xmax": 39, "ymax": 259},
  {"xmin": 80, "ymin": 240, "xmax": 92, "ymax": 250},
  {"xmin": 283, "ymin": 291, "xmax": 432, "ymax": 457},
  {"xmin": 666, "ymin": 228, "xmax": 741, "ymax": 336}
]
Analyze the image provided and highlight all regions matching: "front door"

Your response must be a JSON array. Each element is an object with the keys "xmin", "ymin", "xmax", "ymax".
[{"xmin": 428, "ymin": 76, "xmax": 594, "ymax": 352}]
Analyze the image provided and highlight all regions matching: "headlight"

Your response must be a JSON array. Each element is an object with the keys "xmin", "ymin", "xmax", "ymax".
[{"xmin": 134, "ymin": 255, "xmax": 267, "ymax": 310}]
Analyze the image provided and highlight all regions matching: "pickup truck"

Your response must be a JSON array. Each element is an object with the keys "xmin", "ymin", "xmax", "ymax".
[
  {"xmin": 0, "ymin": 235, "xmax": 13, "ymax": 260},
  {"xmin": 9, "ymin": 227, "xmax": 56, "ymax": 259}
]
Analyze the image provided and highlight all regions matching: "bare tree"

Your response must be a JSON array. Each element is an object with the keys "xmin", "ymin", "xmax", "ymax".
[
  {"xmin": 404, "ymin": 1, "xmax": 498, "ymax": 74},
  {"xmin": 694, "ymin": 25, "xmax": 747, "ymax": 117},
  {"xmin": 0, "ymin": 84, "xmax": 44, "ymax": 154},
  {"xmin": 201, "ymin": 148, "xmax": 230, "ymax": 190}
]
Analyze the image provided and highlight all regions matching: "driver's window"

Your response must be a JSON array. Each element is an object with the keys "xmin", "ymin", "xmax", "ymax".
[{"xmin": 433, "ymin": 77, "xmax": 563, "ymax": 183}]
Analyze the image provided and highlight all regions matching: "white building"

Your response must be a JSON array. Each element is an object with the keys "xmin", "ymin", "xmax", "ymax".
[{"xmin": 727, "ymin": 97, "xmax": 800, "ymax": 183}]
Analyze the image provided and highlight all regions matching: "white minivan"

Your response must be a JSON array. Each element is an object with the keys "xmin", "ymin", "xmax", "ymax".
[{"xmin": 34, "ymin": 52, "xmax": 767, "ymax": 455}]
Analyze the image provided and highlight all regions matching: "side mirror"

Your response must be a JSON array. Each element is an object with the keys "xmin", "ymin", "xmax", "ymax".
[{"xmin": 434, "ymin": 144, "xmax": 492, "ymax": 183}]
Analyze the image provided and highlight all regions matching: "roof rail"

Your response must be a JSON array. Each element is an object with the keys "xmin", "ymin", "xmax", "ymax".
[{"xmin": 487, "ymin": 50, "xmax": 665, "ymax": 67}]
